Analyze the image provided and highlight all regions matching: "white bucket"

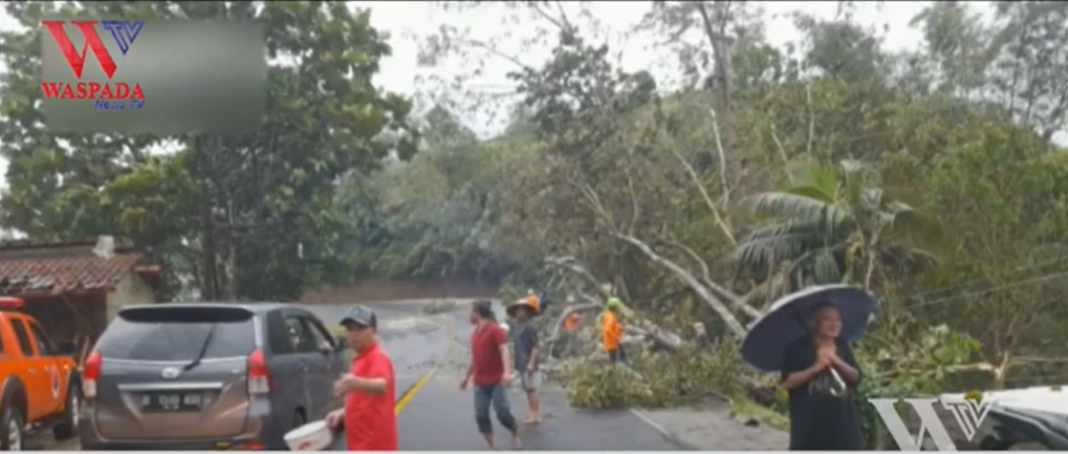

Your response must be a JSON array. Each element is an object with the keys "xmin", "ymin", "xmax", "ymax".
[{"xmin": 284, "ymin": 420, "xmax": 334, "ymax": 451}]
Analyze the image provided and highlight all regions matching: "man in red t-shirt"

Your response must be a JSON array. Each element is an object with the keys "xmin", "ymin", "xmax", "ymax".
[
  {"xmin": 326, "ymin": 305, "xmax": 398, "ymax": 450},
  {"xmin": 460, "ymin": 300, "xmax": 521, "ymax": 450}
]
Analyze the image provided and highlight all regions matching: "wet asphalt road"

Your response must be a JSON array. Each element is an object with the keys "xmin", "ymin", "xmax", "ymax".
[
  {"xmin": 307, "ymin": 300, "xmax": 682, "ymax": 451},
  {"xmin": 305, "ymin": 301, "xmax": 454, "ymax": 408}
]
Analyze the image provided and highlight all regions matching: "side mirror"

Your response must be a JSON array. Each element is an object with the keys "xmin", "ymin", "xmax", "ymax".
[
  {"xmin": 334, "ymin": 335, "xmax": 348, "ymax": 351},
  {"xmin": 55, "ymin": 341, "xmax": 76, "ymax": 356}
]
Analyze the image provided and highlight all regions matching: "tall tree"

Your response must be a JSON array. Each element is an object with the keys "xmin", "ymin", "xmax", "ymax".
[
  {"xmin": 0, "ymin": 1, "xmax": 416, "ymax": 300},
  {"xmin": 986, "ymin": 1, "xmax": 1068, "ymax": 141},
  {"xmin": 909, "ymin": 1, "xmax": 994, "ymax": 97}
]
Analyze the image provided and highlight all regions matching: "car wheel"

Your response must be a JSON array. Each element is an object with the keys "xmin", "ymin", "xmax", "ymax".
[
  {"xmin": 53, "ymin": 382, "xmax": 80, "ymax": 441},
  {"xmin": 0, "ymin": 404, "xmax": 25, "ymax": 451}
]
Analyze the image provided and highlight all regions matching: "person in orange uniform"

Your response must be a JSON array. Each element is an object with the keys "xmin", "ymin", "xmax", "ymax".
[
  {"xmin": 559, "ymin": 297, "xmax": 582, "ymax": 357},
  {"xmin": 326, "ymin": 305, "xmax": 398, "ymax": 451},
  {"xmin": 563, "ymin": 298, "xmax": 581, "ymax": 332},
  {"xmin": 601, "ymin": 297, "xmax": 626, "ymax": 363}
]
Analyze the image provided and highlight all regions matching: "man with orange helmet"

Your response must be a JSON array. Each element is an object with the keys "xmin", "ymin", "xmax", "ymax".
[{"xmin": 507, "ymin": 296, "xmax": 542, "ymax": 424}]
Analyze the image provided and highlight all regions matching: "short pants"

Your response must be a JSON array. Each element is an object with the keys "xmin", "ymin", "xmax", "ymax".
[{"xmin": 519, "ymin": 371, "xmax": 542, "ymax": 391}]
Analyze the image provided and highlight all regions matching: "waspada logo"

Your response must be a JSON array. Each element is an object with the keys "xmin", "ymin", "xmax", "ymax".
[{"xmin": 41, "ymin": 19, "xmax": 146, "ymax": 110}]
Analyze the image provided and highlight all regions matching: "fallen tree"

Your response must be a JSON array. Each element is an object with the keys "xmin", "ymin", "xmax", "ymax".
[
  {"xmin": 611, "ymin": 232, "xmax": 757, "ymax": 337},
  {"xmin": 543, "ymin": 256, "xmax": 685, "ymax": 347},
  {"xmin": 562, "ymin": 176, "xmax": 762, "ymax": 340}
]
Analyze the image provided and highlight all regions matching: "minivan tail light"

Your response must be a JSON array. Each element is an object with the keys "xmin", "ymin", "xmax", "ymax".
[
  {"xmin": 246, "ymin": 349, "xmax": 271, "ymax": 395},
  {"xmin": 83, "ymin": 350, "xmax": 101, "ymax": 399}
]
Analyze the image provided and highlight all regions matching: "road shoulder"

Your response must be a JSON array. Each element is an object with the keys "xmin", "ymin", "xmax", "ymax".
[{"xmin": 630, "ymin": 402, "xmax": 789, "ymax": 450}]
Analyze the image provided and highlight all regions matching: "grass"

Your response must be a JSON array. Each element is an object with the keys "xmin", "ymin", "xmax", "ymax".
[{"xmin": 730, "ymin": 396, "xmax": 790, "ymax": 432}]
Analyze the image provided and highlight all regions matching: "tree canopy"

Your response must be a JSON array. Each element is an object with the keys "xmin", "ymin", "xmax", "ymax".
[{"xmin": 0, "ymin": 1, "xmax": 416, "ymax": 301}]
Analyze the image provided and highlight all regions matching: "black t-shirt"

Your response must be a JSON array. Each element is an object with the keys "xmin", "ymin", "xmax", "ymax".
[{"xmin": 780, "ymin": 337, "xmax": 864, "ymax": 450}]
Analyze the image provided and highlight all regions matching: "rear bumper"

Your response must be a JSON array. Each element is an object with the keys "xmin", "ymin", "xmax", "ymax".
[
  {"xmin": 78, "ymin": 399, "xmax": 283, "ymax": 450},
  {"xmin": 78, "ymin": 436, "xmax": 265, "ymax": 451}
]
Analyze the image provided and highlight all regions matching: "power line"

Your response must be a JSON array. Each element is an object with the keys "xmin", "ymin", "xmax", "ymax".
[
  {"xmin": 906, "ymin": 252, "xmax": 1068, "ymax": 302},
  {"xmin": 907, "ymin": 269, "xmax": 1068, "ymax": 310}
]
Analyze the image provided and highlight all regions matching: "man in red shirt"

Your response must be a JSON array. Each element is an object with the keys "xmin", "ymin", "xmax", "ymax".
[
  {"xmin": 326, "ymin": 305, "xmax": 398, "ymax": 450},
  {"xmin": 460, "ymin": 300, "xmax": 521, "ymax": 450}
]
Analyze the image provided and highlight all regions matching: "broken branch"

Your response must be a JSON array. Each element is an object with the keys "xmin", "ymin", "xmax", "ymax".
[
  {"xmin": 660, "ymin": 237, "xmax": 762, "ymax": 319},
  {"xmin": 667, "ymin": 144, "xmax": 736, "ymax": 244},
  {"xmin": 612, "ymin": 232, "xmax": 747, "ymax": 337}
]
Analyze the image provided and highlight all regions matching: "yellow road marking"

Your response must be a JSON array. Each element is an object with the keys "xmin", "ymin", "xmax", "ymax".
[{"xmin": 394, "ymin": 323, "xmax": 455, "ymax": 414}]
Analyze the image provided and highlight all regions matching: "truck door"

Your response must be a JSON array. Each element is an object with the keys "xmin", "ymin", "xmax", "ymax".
[
  {"xmin": 26, "ymin": 320, "xmax": 65, "ymax": 415},
  {"xmin": 9, "ymin": 319, "xmax": 51, "ymax": 421}
]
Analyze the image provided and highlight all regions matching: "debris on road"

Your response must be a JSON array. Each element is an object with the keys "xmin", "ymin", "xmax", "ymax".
[{"xmin": 423, "ymin": 299, "xmax": 459, "ymax": 314}]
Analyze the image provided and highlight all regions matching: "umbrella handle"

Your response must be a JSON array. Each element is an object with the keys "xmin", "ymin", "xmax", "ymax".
[{"xmin": 829, "ymin": 367, "xmax": 848, "ymax": 396}]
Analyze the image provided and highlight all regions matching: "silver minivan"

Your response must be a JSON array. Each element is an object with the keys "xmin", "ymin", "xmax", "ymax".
[{"xmin": 78, "ymin": 303, "xmax": 348, "ymax": 450}]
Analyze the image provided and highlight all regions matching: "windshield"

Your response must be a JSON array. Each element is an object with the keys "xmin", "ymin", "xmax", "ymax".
[{"xmin": 97, "ymin": 307, "xmax": 255, "ymax": 361}]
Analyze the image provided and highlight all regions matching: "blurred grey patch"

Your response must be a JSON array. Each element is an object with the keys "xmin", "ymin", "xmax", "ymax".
[
  {"xmin": 40, "ymin": 19, "xmax": 265, "ymax": 133},
  {"xmin": 734, "ymin": 415, "xmax": 762, "ymax": 427}
]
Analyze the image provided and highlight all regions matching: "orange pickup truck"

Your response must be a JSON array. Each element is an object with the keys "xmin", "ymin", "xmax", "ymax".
[{"xmin": 0, "ymin": 297, "xmax": 79, "ymax": 450}]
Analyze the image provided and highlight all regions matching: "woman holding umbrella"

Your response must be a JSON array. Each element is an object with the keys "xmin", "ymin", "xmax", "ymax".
[
  {"xmin": 741, "ymin": 285, "xmax": 875, "ymax": 451},
  {"xmin": 780, "ymin": 302, "xmax": 864, "ymax": 450}
]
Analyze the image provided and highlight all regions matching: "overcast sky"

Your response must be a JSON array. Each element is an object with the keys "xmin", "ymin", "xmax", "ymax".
[
  {"xmin": 0, "ymin": 1, "xmax": 989, "ymax": 189},
  {"xmin": 359, "ymin": 0, "xmax": 939, "ymax": 132}
]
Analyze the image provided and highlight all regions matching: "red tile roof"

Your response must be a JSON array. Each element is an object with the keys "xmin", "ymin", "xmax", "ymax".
[{"xmin": 0, "ymin": 253, "xmax": 144, "ymax": 296}]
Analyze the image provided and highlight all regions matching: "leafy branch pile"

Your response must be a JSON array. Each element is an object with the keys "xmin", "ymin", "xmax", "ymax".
[
  {"xmin": 564, "ymin": 340, "xmax": 750, "ymax": 409},
  {"xmin": 558, "ymin": 317, "xmax": 982, "ymax": 447}
]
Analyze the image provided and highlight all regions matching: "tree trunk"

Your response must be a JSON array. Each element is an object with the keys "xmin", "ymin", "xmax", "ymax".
[{"xmin": 612, "ymin": 233, "xmax": 748, "ymax": 337}]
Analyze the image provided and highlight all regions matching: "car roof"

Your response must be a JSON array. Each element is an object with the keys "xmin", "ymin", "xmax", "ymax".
[{"xmin": 118, "ymin": 302, "xmax": 298, "ymax": 314}]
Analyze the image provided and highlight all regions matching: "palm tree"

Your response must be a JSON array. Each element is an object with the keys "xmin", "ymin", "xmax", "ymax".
[{"xmin": 732, "ymin": 160, "xmax": 939, "ymax": 307}]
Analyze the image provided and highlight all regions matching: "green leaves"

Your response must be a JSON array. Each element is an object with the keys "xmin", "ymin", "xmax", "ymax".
[
  {"xmin": 0, "ymin": 1, "xmax": 417, "ymax": 301},
  {"xmin": 736, "ymin": 159, "xmax": 938, "ymax": 300}
]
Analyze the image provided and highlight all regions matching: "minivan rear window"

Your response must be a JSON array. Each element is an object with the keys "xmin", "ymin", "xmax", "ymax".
[{"xmin": 96, "ymin": 306, "xmax": 256, "ymax": 361}]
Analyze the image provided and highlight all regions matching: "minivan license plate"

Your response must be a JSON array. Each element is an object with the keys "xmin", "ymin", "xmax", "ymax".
[{"xmin": 141, "ymin": 392, "xmax": 203, "ymax": 412}]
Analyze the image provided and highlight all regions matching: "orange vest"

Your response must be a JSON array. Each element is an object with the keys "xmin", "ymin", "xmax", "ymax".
[
  {"xmin": 601, "ymin": 310, "xmax": 622, "ymax": 350},
  {"xmin": 563, "ymin": 312, "xmax": 580, "ymax": 331}
]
